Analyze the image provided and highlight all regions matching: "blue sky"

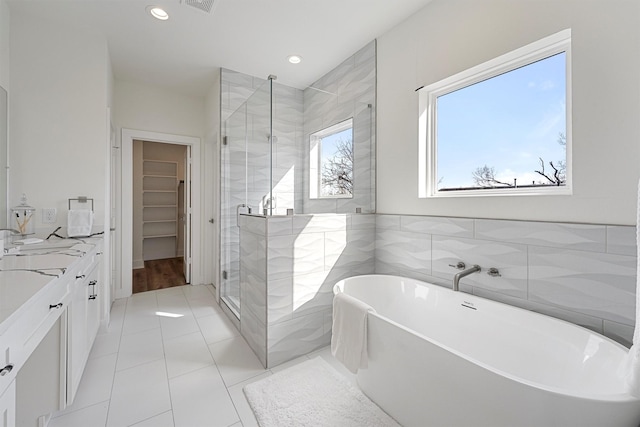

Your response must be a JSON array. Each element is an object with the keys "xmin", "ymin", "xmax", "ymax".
[{"xmin": 436, "ymin": 52, "xmax": 566, "ymax": 189}]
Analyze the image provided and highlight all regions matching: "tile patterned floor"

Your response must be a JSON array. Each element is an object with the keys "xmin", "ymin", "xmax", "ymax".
[{"xmin": 50, "ymin": 285, "xmax": 354, "ymax": 427}]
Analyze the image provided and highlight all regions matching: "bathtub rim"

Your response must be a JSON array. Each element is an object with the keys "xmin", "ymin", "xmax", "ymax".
[{"xmin": 333, "ymin": 273, "xmax": 638, "ymax": 403}]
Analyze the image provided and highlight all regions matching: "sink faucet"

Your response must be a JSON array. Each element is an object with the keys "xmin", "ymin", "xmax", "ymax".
[{"xmin": 453, "ymin": 265, "xmax": 481, "ymax": 291}]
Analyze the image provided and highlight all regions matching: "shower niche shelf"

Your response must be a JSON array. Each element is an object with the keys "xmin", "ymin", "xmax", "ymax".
[{"xmin": 142, "ymin": 160, "xmax": 178, "ymax": 260}]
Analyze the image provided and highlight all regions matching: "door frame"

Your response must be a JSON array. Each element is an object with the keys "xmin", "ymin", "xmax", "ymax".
[{"xmin": 118, "ymin": 128, "xmax": 201, "ymax": 299}]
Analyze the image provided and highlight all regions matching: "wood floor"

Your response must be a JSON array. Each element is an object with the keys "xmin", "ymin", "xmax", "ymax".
[{"xmin": 132, "ymin": 257, "xmax": 187, "ymax": 294}]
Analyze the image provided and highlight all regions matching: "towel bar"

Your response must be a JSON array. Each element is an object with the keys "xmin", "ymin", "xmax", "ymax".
[{"xmin": 68, "ymin": 197, "xmax": 94, "ymax": 211}]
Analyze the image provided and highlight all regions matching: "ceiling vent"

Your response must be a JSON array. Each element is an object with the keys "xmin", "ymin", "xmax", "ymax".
[{"xmin": 181, "ymin": 0, "xmax": 216, "ymax": 14}]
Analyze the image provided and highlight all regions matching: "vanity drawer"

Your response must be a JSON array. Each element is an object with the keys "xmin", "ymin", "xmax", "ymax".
[
  {"xmin": 19, "ymin": 277, "xmax": 69, "ymax": 356},
  {"xmin": 0, "ymin": 327, "xmax": 19, "ymax": 398}
]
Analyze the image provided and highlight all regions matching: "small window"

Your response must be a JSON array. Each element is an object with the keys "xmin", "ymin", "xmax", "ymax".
[
  {"xmin": 310, "ymin": 118, "xmax": 354, "ymax": 199},
  {"xmin": 419, "ymin": 29, "xmax": 571, "ymax": 197}
]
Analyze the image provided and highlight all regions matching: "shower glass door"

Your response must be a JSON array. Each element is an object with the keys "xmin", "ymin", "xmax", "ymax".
[{"xmin": 220, "ymin": 81, "xmax": 272, "ymax": 316}]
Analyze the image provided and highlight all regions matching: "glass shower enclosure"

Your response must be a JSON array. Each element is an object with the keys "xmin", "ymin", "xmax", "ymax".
[
  {"xmin": 219, "ymin": 40, "xmax": 376, "ymax": 318},
  {"xmin": 221, "ymin": 79, "xmax": 272, "ymax": 315}
]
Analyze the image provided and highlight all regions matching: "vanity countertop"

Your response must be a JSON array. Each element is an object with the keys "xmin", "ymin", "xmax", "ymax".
[{"xmin": 0, "ymin": 237, "xmax": 102, "ymax": 335}]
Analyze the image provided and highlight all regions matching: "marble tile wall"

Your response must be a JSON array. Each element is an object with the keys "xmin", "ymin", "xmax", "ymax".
[
  {"xmin": 375, "ymin": 214, "xmax": 637, "ymax": 347},
  {"xmin": 239, "ymin": 213, "xmax": 375, "ymax": 368},
  {"xmin": 302, "ymin": 41, "xmax": 376, "ymax": 214}
]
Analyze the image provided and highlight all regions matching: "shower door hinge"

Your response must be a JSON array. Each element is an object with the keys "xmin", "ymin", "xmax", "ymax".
[
  {"xmin": 222, "ymin": 136, "xmax": 228, "ymax": 146},
  {"xmin": 209, "ymin": 218, "xmax": 215, "ymax": 224},
  {"xmin": 222, "ymin": 270, "xmax": 228, "ymax": 280}
]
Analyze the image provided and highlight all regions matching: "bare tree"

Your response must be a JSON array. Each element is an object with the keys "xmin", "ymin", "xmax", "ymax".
[
  {"xmin": 322, "ymin": 138, "xmax": 353, "ymax": 196},
  {"xmin": 472, "ymin": 165, "xmax": 514, "ymax": 187},
  {"xmin": 535, "ymin": 132, "xmax": 566, "ymax": 186},
  {"xmin": 470, "ymin": 132, "xmax": 567, "ymax": 189},
  {"xmin": 534, "ymin": 158, "xmax": 563, "ymax": 186}
]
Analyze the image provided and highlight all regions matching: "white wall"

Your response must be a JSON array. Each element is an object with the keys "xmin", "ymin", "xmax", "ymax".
[
  {"xmin": 10, "ymin": 9, "xmax": 110, "ymax": 235},
  {"xmin": 0, "ymin": 0, "xmax": 9, "ymax": 90},
  {"xmin": 377, "ymin": 0, "xmax": 640, "ymax": 225},
  {"xmin": 114, "ymin": 79, "xmax": 208, "ymax": 286},
  {"xmin": 114, "ymin": 80, "xmax": 205, "ymax": 137}
]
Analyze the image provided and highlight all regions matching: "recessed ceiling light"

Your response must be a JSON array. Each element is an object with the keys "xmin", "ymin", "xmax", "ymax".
[
  {"xmin": 287, "ymin": 55, "xmax": 302, "ymax": 64},
  {"xmin": 147, "ymin": 5, "xmax": 169, "ymax": 20}
]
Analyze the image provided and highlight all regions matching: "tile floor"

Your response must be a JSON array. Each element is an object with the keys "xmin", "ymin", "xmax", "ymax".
[{"xmin": 50, "ymin": 284, "xmax": 354, "ymax": 427}]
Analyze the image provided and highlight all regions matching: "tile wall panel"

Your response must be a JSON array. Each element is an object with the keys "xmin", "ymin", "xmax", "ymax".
[
  {"xmin": 400, "ymin": 215, "xmax": 474, "ymax": 238},
  {"xmin": 432, "ymin": 236, "xmax": 528, "ymax": 298},
  {"xmin": 266, "ymin": 217, "xmax": 293, "ymax": 236},
  {"xmin": 239, "ymin": 306, "xmax": 266, "ymax": 367},
  {"xmin": 374, "ymin": 214, "xmax": 638, "ymax": 347},
  {"xmin": 291, "ymin": 232, "xmax": 325, "ymax": 276},
  {"xmin": 376, "ymin": 215, "xmax": 401, "ymax": 230},
  {"xmin": 302, "ymin": 41, "xmax": 376, "ymax": 214},
  {"xmin": 267, "ymin": 276, "xmax": 293, "ymax": 324},
  {"xmin": 266, "ymin": 234, "xmax": 295, "ymax": 281},
  {"xmin": 239, "ymin": 214, "xmax": 375, "ymax": 368},
  {"xmin": 375, "ymin": 230, "xmax": 431, "ymax": 277},
  {"xmin": 267, "ymin": 311, "xmax": 329, "ymax": 367},
  {"xmin": 528, "ymin": 246, "xmax": 636, "ymax": 325},
  {"xmin": 606, "ymin": 226, "xmax": 637, "ymax": 256},
  {"xmin": 475, "ymin": 219, "xmax": 606, "ymax": 252},
  {"xmin": 292, "ymin": 214, "xmax": 349, "ymax": 234},
  {"xmin": 325, "ymin": 229, "xmax": 375, "ymax": 270}
]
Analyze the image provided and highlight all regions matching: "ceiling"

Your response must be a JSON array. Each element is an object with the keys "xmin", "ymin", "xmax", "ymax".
[{"xmin": 7, "ymin": 0, "xmax": 433, "ymax": 97}]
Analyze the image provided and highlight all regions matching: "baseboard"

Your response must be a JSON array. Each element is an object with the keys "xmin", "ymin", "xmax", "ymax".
[{"xmin": 133, "ymin": 259, "xmax": 144, "ymax": 269}]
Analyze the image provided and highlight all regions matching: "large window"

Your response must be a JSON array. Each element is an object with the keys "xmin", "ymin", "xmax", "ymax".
[
  {"xmin": 419, "ymin": 29, "xmax": 571, "ymax": 197},
  {"xmin": 310, "ymin": 118, "xmax": 354, "ymax": 199}
]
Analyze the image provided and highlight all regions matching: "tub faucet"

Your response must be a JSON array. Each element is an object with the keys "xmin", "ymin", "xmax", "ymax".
[{"xmin": 453, "ymin": 265, "xmax": 481, "ymax": 291}]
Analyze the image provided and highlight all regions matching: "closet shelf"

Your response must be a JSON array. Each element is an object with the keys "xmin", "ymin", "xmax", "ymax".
[
  {"xmin": 143, "ymin": 174, "xmax": 178, "ymax": 178},
  {"xmin": 142, "ymin": 158, "xmax": 179, "ymax": 261}
]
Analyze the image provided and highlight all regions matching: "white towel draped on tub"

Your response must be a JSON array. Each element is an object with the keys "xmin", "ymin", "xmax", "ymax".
[
  {"xmin": 67, "ymin": 209, "xmax": 94, "ymax": 237},
  {"xmin": 331, "ymin": 291, "xmax": 375, "ymax": 374},
  {"xmin": 627, "ymin": 179, "xmax": 640, "ymax": 397}
]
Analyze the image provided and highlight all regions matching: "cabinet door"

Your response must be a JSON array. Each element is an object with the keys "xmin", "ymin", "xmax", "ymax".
[
  {"xmin": 0, "ymin": 379, "xmax": 15, "ymax": 427},
  {"xmin": 67, "ymin": 258, "xmax": 101, "ymax": 405},
  {"xmin": 85, "ymin": 263, "xmax": 101, "ymax": 350},
  {"xmin": 67, "ymin": 277, "xmax": 88, "ymax": 405}
]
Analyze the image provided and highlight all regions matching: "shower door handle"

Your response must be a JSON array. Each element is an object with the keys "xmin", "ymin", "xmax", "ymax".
[{"xmin": 236, "ymin": 204, "xmax": 251, "ymax": 227}]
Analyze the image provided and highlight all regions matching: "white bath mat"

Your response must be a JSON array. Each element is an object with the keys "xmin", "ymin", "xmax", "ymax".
[{"xmin": 243, "ymin": 357, "xmax": 400, "ymax": 427}]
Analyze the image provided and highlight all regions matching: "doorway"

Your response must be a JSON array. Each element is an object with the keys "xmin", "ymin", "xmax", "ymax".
[
  {"xmin": 118, "ymin": 129, "xmax": 201, "ymax": 300},
  {"xmin": 132, "ymin": 140, "xmax": 188, "ymax": 293}
]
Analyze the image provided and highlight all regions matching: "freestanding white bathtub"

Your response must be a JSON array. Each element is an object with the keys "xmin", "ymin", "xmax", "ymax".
[{"xmin": 333, "ymin": 274, "xmax": 640, "ymax": 427}]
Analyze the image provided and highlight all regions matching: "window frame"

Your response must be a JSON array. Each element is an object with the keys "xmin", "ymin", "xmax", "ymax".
[
  {"xmin": 309, "ymin": 117, "xmax": 354, "ymax": 199},
  {"xmin": 418, "ymin": 29, "xmax": 572, "ymax": 198}
]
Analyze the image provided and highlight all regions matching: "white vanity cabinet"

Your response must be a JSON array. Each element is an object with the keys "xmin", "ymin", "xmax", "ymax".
[
  {"xmin": 0, "ymin": 379, "xmax": 15, "ymax": 427},
  {"xmin": 67, "ymin": 248, "xmax": 102, "ymax": 404},
  {"xmin": 0, "ymin": 238, "xmax": 104, "ymax": 427}
]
